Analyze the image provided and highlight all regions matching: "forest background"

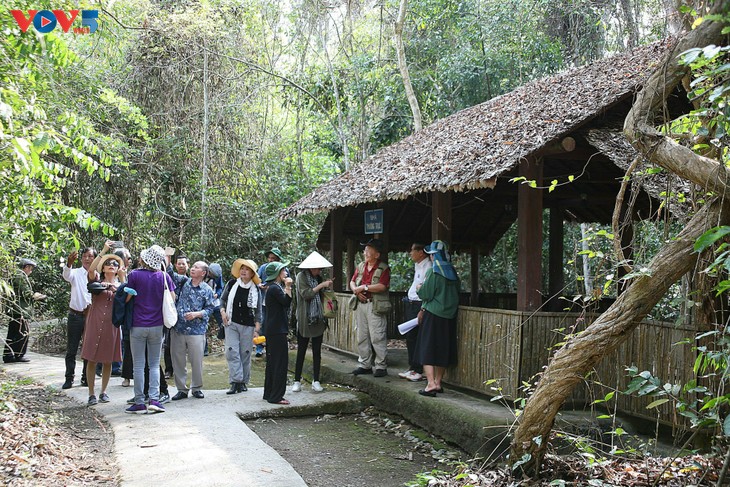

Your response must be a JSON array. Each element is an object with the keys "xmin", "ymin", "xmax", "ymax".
[{"xmin": 0, "ymin": 0, "xmax": 689, "ymax": 318}]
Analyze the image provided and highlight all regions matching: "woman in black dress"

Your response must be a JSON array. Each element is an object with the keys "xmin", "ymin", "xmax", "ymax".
[{"xmin": 262, "ymin": 261, "xmax": 293, "ymax": 405}]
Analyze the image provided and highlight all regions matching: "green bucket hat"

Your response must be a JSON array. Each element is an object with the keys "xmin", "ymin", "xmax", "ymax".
[
  {"xmin": 264, "ymin": 247, "xmax": 284, "ymax": 261},
  {"xmin": 264, "ymin": 261, "xmax": 290, "ymax": 283}
]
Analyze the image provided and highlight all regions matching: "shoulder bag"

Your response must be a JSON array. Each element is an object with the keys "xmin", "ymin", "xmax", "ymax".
[{"xmin": 162, "ymin": 274, "xmax": 178, "ymax": 328}]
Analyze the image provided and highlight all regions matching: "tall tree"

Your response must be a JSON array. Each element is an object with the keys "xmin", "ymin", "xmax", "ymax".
[{"xmin": 509, "ymin": 4, "xmax": 728, "ymax": 476}]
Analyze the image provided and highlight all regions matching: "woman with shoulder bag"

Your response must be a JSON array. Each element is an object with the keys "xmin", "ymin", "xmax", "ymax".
[
  {"xmin": 292, "ymin": 251, "xmax": 334, "ymax": 394},
  {"xmin": 81, "ymin": 240, "xmax": 125, "ymax": 407}
]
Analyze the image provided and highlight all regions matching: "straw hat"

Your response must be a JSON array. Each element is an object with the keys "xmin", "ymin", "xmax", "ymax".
[
  {"xmin": 231, "ymin": 259, "xmax": 261, "ymax": 284},
  {"xmin": 97, "ymin": 254, "xmax": 124, "ymax": 273},
  {"xmin": 297, "ymin": 251, "xmax": 333, "ymax": 269}
]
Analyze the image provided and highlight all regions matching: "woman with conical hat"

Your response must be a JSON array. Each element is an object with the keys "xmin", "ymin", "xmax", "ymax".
[
  {"xmin": 220, "ymin": 259, "xmax": 263, "ymax": 394},
  {"xmin": 291, "ymin": 251, "xmax": 334, "ymax": 393}
]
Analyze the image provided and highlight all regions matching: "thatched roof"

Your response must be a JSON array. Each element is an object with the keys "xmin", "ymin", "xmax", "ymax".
[{"xmin": 282, "ymin": 41, "xmax": 672, "ymax": 219}]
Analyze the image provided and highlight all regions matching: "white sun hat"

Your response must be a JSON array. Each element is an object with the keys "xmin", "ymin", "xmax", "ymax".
[{"xmin": 297, "ymin": 251, "xmax": 333, "ymax": 269}]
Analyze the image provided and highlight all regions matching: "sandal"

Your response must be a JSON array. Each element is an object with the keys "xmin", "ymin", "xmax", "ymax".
[{"xmin": 276, "ymin": 399, "xmax": 290, "ymax": 405}]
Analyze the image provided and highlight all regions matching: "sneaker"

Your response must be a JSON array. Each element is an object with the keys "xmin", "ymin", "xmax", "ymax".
[
  {"xmin": 87, "ymin": 395, "xmax": 98, "ymax": 406},
  {"xmin": 147, "ymin": 399, "xmax": 165, "ymax": 413},
  {"xmin": 127, "ymin": 395, "xmax": 148, "ymax": 405},
  {"xmin": 62, "ymin": 379, "xmax": 73, "ymax": 389},
  {"xmin": 80, "ymin": 378, "xmax": 88, "ymax": 387},
  {"xmin": 398, "ymin": 370, "xmax": 413, "ymax": 379},
  {"xmin": 125, "ymin": 403, "xmax": 147, "ymax": 414},
  {"xmin": 292, "ymin": 381, "xmax": 302, "ymax": 392},
  {"xmin": 99, "ymin": 392, "xmax": 110, "ymax": 403},
  {"xmin": 311, "ymin": 381, "xmax": 323, "ymax": 392},
  {"xmin": 373, "ymin": 369, "xmax": 387, "ymax": 378},
  {"xmin": 408, "ymin": 372, "xmax": 424, "ymax": 382},
  {"xmin": 159, "ymin": 393, "xmax": 171, "ymax": 404},
  {"xmin": 121, "ymin": 378, "xmax": 130, "ymax": 387},
  {"xmin": 352, "ymin": 367, "xmax": 373, "ymax": 375}
]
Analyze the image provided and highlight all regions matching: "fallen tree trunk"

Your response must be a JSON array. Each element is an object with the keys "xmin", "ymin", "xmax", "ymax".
[{"xmin": 509, "ymin": 5, "xmax": 728, "ymax": 476}]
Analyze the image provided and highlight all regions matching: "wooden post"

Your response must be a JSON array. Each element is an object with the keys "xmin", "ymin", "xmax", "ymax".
[
  {"xmin": 470, "ymin": 246, "xmax": 480, "ymax": 306},
  {"xmin": 517, "ymin": 157, "xmax": 543, "ymax": 311},
  {"xmin": 330, "ymin": 209, "xmax": 344, "ymax": 291},
  {"xmin": 432, "ymin": 192, "xmax": 452, "ymax": 243},
  {"xmin": 548, "ymin": 208, "xmax": 564, "ymax": 309},
  {"xmin": 346, "ymin": 238, "xmax": 357, "ymax": 287}
]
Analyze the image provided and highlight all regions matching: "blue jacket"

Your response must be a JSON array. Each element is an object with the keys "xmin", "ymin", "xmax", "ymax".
[{"xmin": 113, "ymin": 283, "xmax": 135, "ymax": 332}]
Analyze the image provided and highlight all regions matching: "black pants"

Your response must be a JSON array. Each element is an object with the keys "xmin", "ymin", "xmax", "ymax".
[
  {"xmin": 65, "ymin": 312, "xmax": 88, "ymax": 381},
  {"xmin": 4, "ymin": 316, "xmax": 29, "ymax": 362},
  {"xmin": 404, "ymin": 300, "xmax": 423, "ymax": 374},
  {"xmin": 294, "ymin": 333, "xmax": 323, "ymax": 382},
  {"xmin": 263, "ymin": 333, "xmax": 288, "ymax": 403},
  {"xmin": 163, "ymin": 327, "xmax": 173, "ymax": 375},
  {"xmin": 121, "ymin": 328, "xmax": 133, "ymax": 380}
]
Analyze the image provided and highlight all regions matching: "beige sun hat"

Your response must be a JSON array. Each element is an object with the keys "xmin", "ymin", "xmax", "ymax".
[
  {"xmin": 231, "ymin": 259, "xmax": 261, "ymax": 284},
  {"xmin": 297, "ymin": 251, "xmax": 333, "ymax": 269},
  {"xmin": 97, "ymin": 254, "xmax": 124, "ymax": 273}
]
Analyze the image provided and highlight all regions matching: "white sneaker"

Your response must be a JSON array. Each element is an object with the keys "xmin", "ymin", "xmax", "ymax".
[
  {"xmin": 311, "ymin": 381, "xmax": 323, "ymax": 392},
  {"xmin": 408, "ymin": 372, "xmax": 424, "ymax": 382},
  {"xmin": 292, "ymin": 381, "xmax": 302, "ymax": 392},
  {"xmin": 398, "ymin": 370, "xmax": 413, "ymax": 379}
]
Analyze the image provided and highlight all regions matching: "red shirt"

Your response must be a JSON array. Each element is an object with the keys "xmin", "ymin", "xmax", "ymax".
[{"xmin": 351, "ymin": 260, "xmax": 390, "ymax": 299}]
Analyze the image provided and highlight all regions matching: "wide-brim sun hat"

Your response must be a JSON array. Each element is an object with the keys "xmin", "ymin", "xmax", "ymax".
[
  {"xmin": 231, "ymin": 259, "xmax": 261, "ymax": 284},
  {"xmin": 140, "ymin": 246, "xmax": 166, "ymax": 270},
  {"xmin": 19, "ymin": 258, "xmax": 37, "ymax": 268},
  {"xmin": 97, "ymin": 254, "xmax": 125, "ymax": 273},
  {"xmin": 298, "ymin": 251, "xmax": 333, "ymax": 269},
  {"xmin": 425, "ymin": 240, "xmax": 448, "ymax": 255},
  {"xmin": 265, "ymin": 261, "xmax": 290, "ymax": 283}
]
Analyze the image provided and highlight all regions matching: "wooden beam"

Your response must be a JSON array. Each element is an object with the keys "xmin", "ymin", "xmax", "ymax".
[
  {"xmin": 432, "ymin": 192, "xmax": 452, "ymax": 242},
  {"xmin": 517, "ymin": 157, "xmax": 543, "ymax": 311},
  {"xmin": 470, "ymin": 246, "xmax": 480, "ymax": 306},
  {"xmin": 539, "ymin": 136, "xmax": 576, "ymax": 156},
  {"xmin": 330, "ymin": 209, "xmax": 344, "ymax": 291},
  {"xmin": 548, "ymin": 208, "xmax": 564, "ymax": 310}
]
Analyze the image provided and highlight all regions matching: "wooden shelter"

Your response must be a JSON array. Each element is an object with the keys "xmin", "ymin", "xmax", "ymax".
[
  {"xmin": 281, "ymin": 41, "xmax": 701, "ymax": 425},
  {"xmin": 282, "ymin": 40, "xmax": 687, "ymax": 311}
]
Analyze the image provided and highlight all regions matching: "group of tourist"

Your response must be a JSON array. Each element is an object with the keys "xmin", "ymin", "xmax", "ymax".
[
  {"xmin": 349, "ymin": 238, "xmax": 460, "ymax": 397},
  {"xmin": 4, "ymin": 236, "xmax": 460, "ymax": 411}
]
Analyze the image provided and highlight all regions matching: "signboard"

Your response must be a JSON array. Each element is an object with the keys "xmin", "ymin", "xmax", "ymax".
[{"xmin": 364, "ymin": 209, "xmax": 383, "ymax": 235}]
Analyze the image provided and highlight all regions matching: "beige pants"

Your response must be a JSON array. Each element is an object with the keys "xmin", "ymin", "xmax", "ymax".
[{"xmin": 354, "ymin": 301, "xmax": 388, "ymax": 370}]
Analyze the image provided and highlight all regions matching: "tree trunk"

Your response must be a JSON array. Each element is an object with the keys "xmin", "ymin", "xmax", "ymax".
[
  {"xmin": 509, "ymin": 7, "xmax": 727, "ymax": 476},
  {"xmin": 394, "ymin": 0, "xmax": 422, "ymax": 132}
]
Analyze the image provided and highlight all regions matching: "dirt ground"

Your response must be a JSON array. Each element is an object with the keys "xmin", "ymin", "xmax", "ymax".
[
  {"xmin": 248, "ymin": 408, "xmax": 464, "ymax": 487},
  {"xmin": 0, "ymin": 370, "xmax": 119, "ymax": 486}
]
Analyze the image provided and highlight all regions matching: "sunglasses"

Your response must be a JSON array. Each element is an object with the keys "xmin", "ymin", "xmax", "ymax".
[{"xmin": 104, "ymin": 261, "xmax": 120, "ymax": 267}]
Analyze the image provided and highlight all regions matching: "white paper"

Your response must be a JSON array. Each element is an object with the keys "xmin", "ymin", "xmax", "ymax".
[{"xmin": 397, "ymin": 317, "xmax": 418, "ymax": 335}]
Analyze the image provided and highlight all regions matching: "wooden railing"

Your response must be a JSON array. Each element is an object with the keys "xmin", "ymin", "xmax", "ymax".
[{"xmin": 325, "ymin": 293, "xmax": 698, "ymax": 426}]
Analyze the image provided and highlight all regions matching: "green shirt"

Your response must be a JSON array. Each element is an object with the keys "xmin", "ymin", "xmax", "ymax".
[
  {"xmin": 417, "ymin": 269, "xmax": 459, "ymax": 319},
  {"xmin": 9, "ymin": 270, "xmax": 34, "ymax": 319}
]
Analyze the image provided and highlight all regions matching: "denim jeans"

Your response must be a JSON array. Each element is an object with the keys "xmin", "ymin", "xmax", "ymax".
[{"xmin": 130, "ymin": 326, "xmax": 163, "ymax": 404}]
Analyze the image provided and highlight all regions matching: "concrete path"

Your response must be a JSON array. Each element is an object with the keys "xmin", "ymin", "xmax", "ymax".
[{"xmin": 4, "ymin": 351, "xmax": 364, "ymax": 487}]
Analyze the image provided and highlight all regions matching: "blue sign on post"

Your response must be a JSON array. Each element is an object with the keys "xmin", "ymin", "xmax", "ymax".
[{"xmin": 364, "ymin": 209, "xmax": 383, "ymax": 235}]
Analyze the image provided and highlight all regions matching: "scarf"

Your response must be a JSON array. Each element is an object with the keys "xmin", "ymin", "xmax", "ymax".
[
  {"xmin": 431, "ymin": 249, "xmax": 458, "ymax": 281},
  {"xmin": 304, "ymin": 270, "xmax": 323, "ymax": 325},
  {"xmin": 226, "ymin": 277, "xmax": 258, "ymax": 321}
]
